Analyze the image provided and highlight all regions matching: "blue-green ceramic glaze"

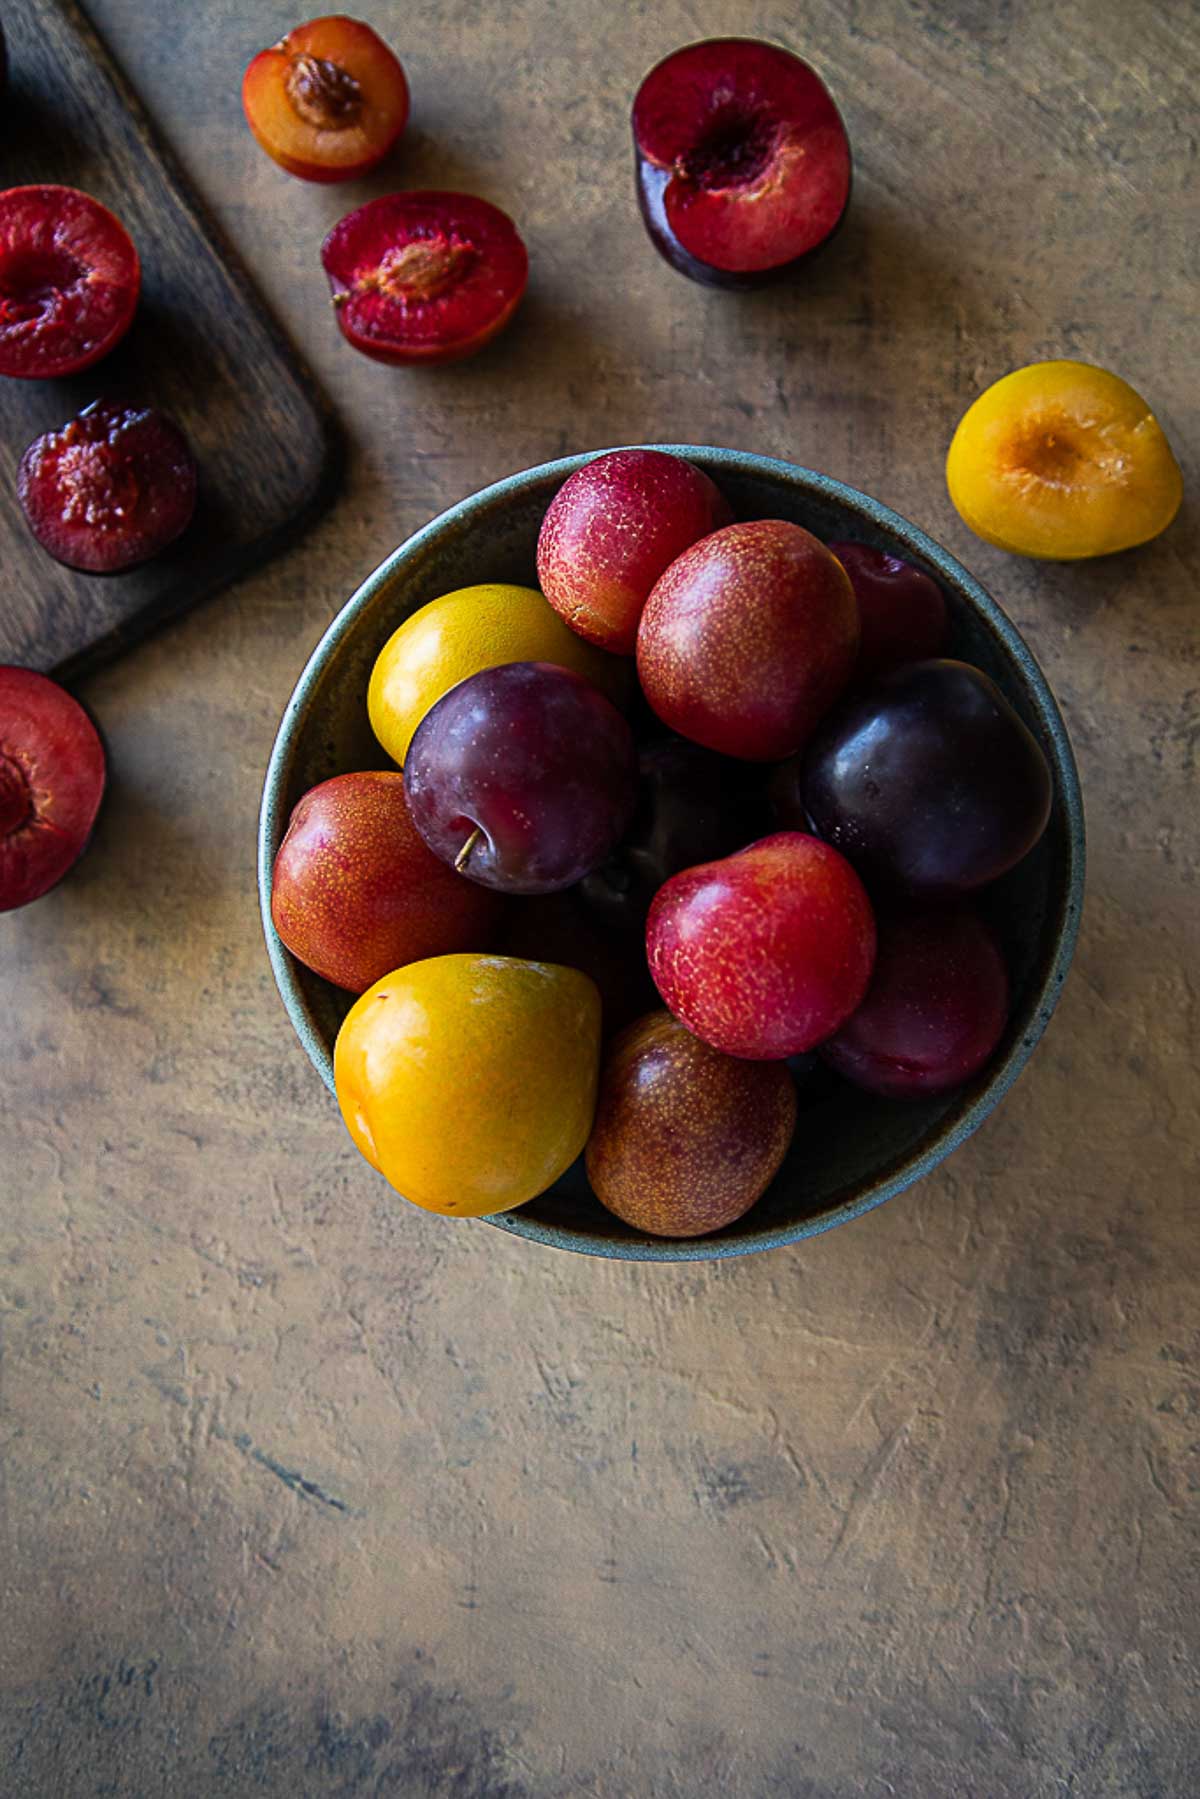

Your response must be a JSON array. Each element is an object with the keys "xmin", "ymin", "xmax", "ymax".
[{"xmin": 258, "ymin": 447, "xmax": 1085, "ymax": 1263}]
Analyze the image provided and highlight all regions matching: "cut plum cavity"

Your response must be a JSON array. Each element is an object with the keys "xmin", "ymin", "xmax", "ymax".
[
  {"xmin": 632, "ymin": 39, "xmax": 851, "ymax": 288},
  {"xmin": 322, "ymin": 191, "xmax": 528, "ymax": 365},
  {"xmin": 243, "ymin": 15, "xmax": 409, "ymax": 183},
  {"xmin": 18, "ymin": 399, "xmax": 198, "ymax": 574},
  {"xmin": 0, "ymin": 185, "xmax": 140, "ymax": 379},
  {"xmin": 0, "ymin": 666, "xmax": 106, "ymax": 912}
]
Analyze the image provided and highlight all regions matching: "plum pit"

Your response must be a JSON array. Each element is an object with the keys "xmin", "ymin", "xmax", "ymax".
[{"xmin": 284, "ymin": 51, "xmax": 363, "ymax": 129}]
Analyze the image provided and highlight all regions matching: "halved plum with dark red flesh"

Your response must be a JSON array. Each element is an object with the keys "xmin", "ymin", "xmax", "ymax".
[
  {"xmin": 0, "ymin": 186, "xmax": 140, "ymax": 379},
  {"xmin": 18, "ymin": 400, "xmax": 197, "ymax": 574},
  {"xmin": 0, "ymin": 667, "xmax": 106, "ymax": 912},
  {"xmin": 632, "ymin": 39, "xmax": 851, "ymax": 289},
  {"xmin": 322, "ymin": 191, "xmax": 528, "ymax": 366},
  {"xmin": 242, "ymin": 15, "xmax": 409, "ymax": 184}
]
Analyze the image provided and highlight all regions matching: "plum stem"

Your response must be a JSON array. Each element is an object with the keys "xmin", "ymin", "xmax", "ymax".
[{"xmin": 454, "ymin": 826, "xmax": 482, "ymax": 873}]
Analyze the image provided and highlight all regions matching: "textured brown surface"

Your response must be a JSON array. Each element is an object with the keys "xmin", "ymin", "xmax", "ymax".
[
  {"xmin": 1, "ymin": 1, "xmax": 1197, "ymax": 1794},
  {"xmin": 0, "ymin": 0, "xmax": 336, "ymax": 679}
]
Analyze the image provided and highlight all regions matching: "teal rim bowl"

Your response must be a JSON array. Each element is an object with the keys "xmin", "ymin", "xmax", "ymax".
[{"xmin": 258, "ymin": 446, "xmax": 1085, "ymax": 1262}]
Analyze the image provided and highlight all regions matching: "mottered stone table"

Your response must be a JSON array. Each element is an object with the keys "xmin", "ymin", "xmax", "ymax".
[{"xmin": 1, "ymin": 2, "xmax": 1196, "ymax": 1793}]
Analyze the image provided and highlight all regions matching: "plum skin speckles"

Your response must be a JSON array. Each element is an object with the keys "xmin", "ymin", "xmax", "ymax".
[
  {"xmin": 586, "ymin": 1009, "xmax": 798, "ymax": 1237},
  {"xmin": 646, "ymin": 831, "xmax": 877, "ymax": 1060},
  {"xmin": 637, "ymin": 518, "xmax": 859, "ymax": 761},
  {"xmin": 537, "ymin": 449, "xmax": 732, "ymax": 655}
]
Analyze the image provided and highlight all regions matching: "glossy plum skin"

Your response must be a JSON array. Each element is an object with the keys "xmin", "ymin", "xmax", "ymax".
[
  {"xmin": 637, "ymin": 519, "xmax": 858, "ymax": 761},
  {"xmin": 586, "ymin": 1010, "xmax": 798, "ymax": 1237},
  {"xmin": 242, "ymin": 15, "xmax": 409, "ymax": 183},
  {"xmin": 0, "ymin": 666, "xmax": 106, "ymax": 912},
  {"xmin": 646, "ymin": 831, "xmax": 876, "ymax": 1059},
  {"xmin": 821, "ymin": 908, "xmax": 1010, "ymax": 1098},
  {"xmin": 800, "ymin": 659, "xmax": 1053, "ymax": 898},
  {"xmin": 270, "ymin": 771, "xmax": 502, "ymax": 993},
  {"xmin": 827, "ymin": 541, "xmax": 948, "ymax": 680},
  {"xmin": 537, "ymin": 450, "xmax": 732, "ymax": 654},
  {"xmin": 0, "ymin": 185, "xmax": 140, "ymax": 379},
  {"xmin": 17, "ymin": 400, "xmax": 197, "ymax": 573},
  {"xmin": 322, "ymin": 191, "xmax": 528, "ymax": 366},
  {"xmin": 404, "ymin": 661, "xmax": 638, "ymax": 895},
  {"xmin": 632, "ymin": 39, "xmax": 851, "ymax": 289},
  {"xmin": 578, "ymin": 737, "xmax": 762, "ymax": 934}
]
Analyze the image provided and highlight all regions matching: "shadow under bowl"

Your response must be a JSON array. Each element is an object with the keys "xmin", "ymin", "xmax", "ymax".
[{"xmin": 258, "ymin": 446, "xmax": 1085, "ymax": 1263}]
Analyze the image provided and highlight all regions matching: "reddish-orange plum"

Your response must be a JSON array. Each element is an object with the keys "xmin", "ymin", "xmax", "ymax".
[
  {"xmin": 0, "ymin": 185, "xmax": 139, "ymax": 379},
  {"xmin": 827, "ymin": 541, "xmax": 947, "ymax": 680},
  {"xmin": 646, "ymin": 831, "xmax": 876, "ymax": 1059},
  {"xmin": 270, "ymin": 770, "xmax": 502, "ymax": 993},
  {"xmin": 586, "ymin": 1010, "xmax": 797, "ymax": 1237},
  {"xmin": 242, "ymin": 15, "xmax": 409, "ymax": 183},
  {"xmin": 322, "ymin": 191, "xmax": 528, "ymax": 365},
  {"xmin": 537, "ymin": 450, "xmax": 732, "ymax": 655},
  {"xmin": 637, "ymin": 519, "xmax": 858, "ymax": 760},
  {"xmin": 0, "ymin": 666, "xmax": 106, "ymax": 912},
  {"xmin": 821, "ymin": 908, "xmax": 1010, "ymax": 1098},
  {"xmin": 632, "ymin": 39, "xmax": 851, "ymax": 288}
]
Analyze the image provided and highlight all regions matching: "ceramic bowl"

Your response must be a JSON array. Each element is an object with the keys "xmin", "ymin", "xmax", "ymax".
[{"xmin": 258, "ymin": 447, "xmax": 1085, "ymax": 1263}]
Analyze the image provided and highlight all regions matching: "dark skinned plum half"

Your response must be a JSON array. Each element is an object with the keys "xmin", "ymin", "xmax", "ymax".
[
  {"xmin": 322, "ymin": 191, "xmax": 528, "ymax": 366},
  {"xmin": 632, "ymin": 38, "xmax": 851, "ymax": 289},
  {"xmin": 18, "ymin": 399, "xmax": 198, "ymax": 574},
  {"xmin": 0, "ymin": 666, "xmax": 106, "ymax": 912},
  {"xmin": 0, "ymin": 185, "xmax": 140, "ymax": 378}
]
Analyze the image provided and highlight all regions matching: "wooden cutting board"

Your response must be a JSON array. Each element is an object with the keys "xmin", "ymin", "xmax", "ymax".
[{"xmin": 0, "ymin": 0, "xmax": 340, "ymax": 681}]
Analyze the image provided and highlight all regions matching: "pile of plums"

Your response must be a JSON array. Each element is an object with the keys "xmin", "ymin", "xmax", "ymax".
[{"xmin": 272, "ymin": 449, "xmax": 1054, "ymax": 1238}]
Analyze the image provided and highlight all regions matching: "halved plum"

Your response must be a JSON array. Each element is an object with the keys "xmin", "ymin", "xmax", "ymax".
[
  {"xmin": 322, "ymin": 191, "xmax": 528, "ymax": 366},
  {"xmin": 18, "ymin": 399, "xmax": 197, "ymax": 574},
  {"xmin": 0, "ymin": 185, "xmax": 140, "ymax": 379},
  {"xmin": 632, "ymin": 39, "xmax": 851, "ymax": 289},
  {"xmin": 242, "ymin": 15, "xmax": 409, "ymax": 184},
  {"xmin": 0, "ymin": 666, "xmax": 106, "ymax": 912}
]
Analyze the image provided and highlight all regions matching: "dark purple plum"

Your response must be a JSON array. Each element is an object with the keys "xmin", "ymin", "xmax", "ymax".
[
  {"xmin": 797, "ymin": 659, "xmax": 1052, "ymax": 897},
  {"xmin": 404, "ymin": 661, "xmax": 638, "ymax": 895},
  {"xmin": 578, "ymin": 738, "xmax": 763, "ymax": 933},
  {"xmin": 820, "ymin": 908, "xmax": 1009, "ymax": 1098},
  {"xmin": 827, "ymin": 541, "xmax": 947, "ymax": 680}
]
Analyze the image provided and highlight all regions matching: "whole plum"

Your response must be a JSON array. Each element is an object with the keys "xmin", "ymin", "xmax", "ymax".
[{"xmin": 799, "ymin": 659, "xmax": 1052, "ymax": 897}]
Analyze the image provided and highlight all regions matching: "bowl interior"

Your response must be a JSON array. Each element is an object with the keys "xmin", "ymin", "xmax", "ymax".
[{"xmin": 259, "ymin": 448, "xmax": 1083, "ymax": 1262}]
